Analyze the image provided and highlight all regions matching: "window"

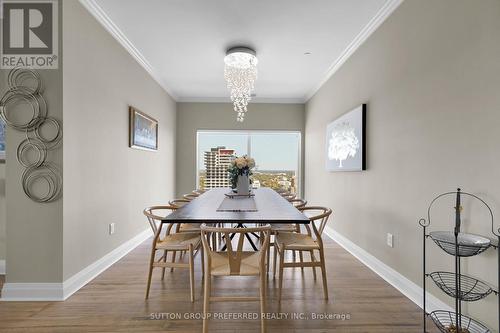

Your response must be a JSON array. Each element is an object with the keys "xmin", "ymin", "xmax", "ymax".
[
  {"xmin": 0, "ymin": 119, "xmax": 5, "ymax": 161},
  {"xmin": 196, "ymin": 130, "xmax": 301, "ymax": 194}
]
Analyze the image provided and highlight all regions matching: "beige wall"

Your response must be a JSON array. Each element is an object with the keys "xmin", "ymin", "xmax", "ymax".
[
  {"xmin": 0, "ymin": 163, "xmax": 5, "ymax": 263},
  {"xmin": 176, "ymin": 102, "xmax": 304, "ymax": 197},
  {"xmin": 305, "ymin": 0, "xmax": 500, "ymax": 329},
  {"xmin": 0, "ymin": 0, "xmax": 64, "ymax": 282},
  {"xmin": 2, "ymin": 68, "xmax": 63, "ymax": 283},
  {"xmin": 62, "ymin": 0, "xmax": 176, "ymax": 279}
]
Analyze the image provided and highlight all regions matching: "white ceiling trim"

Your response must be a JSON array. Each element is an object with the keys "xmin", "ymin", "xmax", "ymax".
[
  {"xmin": 304, "ymin": 0, "xmax": 405, "ymax": 102},
  {"xmin": 79, "ymin": 0, "xmax": 403, "ymax": 105},
  {"xmin": 177, "ymin": 96, "xmax": 305, "ymax": 104},
  {"xmin": 78, "ymin": 0, "xmax": 178, "ymax": 100}
]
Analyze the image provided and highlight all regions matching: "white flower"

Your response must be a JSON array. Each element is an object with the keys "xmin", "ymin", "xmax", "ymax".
[
  {"xmin": 247, "ymin": 158, "xmax": 255, "ymax": 168},
  {"xmin": 231, "ymin": 159, "xmax": 236, "ymax": 166},
  {"xmin": 236, "ymin": 157, "xmax": 247, "ymax": 169}
]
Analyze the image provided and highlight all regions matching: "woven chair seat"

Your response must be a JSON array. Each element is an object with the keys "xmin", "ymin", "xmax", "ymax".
[{"xmin": 276, "ymin": 232, "xmax": 319, "ymax": 250}]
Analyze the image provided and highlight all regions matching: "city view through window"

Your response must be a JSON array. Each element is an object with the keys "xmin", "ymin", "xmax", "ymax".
[{"xmin": 197, "ymin": 131, "xmax": 301, "ymax": 193}]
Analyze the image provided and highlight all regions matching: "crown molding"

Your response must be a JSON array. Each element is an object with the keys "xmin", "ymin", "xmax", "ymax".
[
  {"xmin": 305, "ymin": 0, "xmax": 405, "ymax": 102},
  {"xmin": 78, "ymin": 0, "xmax": 178, "ymax": 100},
  {"xmin": 79, "ymin": 0, "xmax": 403, "ymax": 105},
  {"xmin": 177, "ymin": 96, "xmax": 305, "ymax": 104}
]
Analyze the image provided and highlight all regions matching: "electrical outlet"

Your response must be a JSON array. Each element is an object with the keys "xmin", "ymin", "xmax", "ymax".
[
  {"xmin": 387, "ymin": 233, "xmax": 393, "ymax": 248},
  {"xmin": 109, "ymin": 223, "xmax": 116, "ymax": 235}
]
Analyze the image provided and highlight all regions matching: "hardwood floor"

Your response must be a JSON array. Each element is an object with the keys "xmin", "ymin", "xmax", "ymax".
[{"xmin": 0, "ymin": 236, "xmax": 437, "ymax": 332}]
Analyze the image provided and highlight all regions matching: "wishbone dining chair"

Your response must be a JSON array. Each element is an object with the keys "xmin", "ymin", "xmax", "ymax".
[
  {"xmin": 143, "ymin": 206, "xmax": 203, "ymax": 302},
  {"xmin": 268, "ymin": 198, "xmax": 308, "ymax": 274},
  {"xmin": 275, "ymin": 206, "xmax": 332, "ymax": 301},
  {"xmin": 200, "ymin": 223, "xmax": 271, "ymax": 333}
]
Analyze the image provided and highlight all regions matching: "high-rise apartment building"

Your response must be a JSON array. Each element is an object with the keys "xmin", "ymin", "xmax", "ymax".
[{"xmin": 203, "ymin": 146, "xmax": 234, "ymax": 189}]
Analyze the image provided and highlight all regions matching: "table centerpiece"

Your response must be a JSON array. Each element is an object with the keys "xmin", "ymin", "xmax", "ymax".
[{"xmin": 228, "ymin": 155, "xmax": 255, "ymax": 195}]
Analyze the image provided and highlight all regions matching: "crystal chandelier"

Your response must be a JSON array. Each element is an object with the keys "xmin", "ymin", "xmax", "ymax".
[{"xmin": 224, "ymin": 47, "xmax": 258, "ymax": 122}]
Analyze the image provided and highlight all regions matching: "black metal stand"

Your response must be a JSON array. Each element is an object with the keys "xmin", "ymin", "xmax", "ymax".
[
  {"xmin": 420, "ymin": 188, "xmax": 499, "ymax": 333},
  {"xmin": 454, "ymin": 190, "xmax": 461, "ymax": 330}
]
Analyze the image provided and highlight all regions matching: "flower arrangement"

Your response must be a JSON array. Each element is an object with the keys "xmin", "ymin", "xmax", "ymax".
[{"xmin": 228, "ymin": 155, "xmax": 255, "ymax": 190}]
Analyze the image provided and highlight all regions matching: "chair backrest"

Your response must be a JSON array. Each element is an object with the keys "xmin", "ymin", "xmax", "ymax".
[
  {"xmin": 143, "ymin": 205, "xmax": 176, "ymax": 235},
  {"xmin": 200, "ymin": 224, "xmax": 271, "ymax": 275},
  {"xmin": 193, "ymin": 189, "xmax": 206, "ymax": 195},
  {"xmin": 183, "ymin": 193, "xmax": 198, "ymax": 201},
  {"xmin": 282, "ymin": 193, "xmax": 297, "ymax": 201},
  {"xmin": 299, "ymin": 206, "xmax": 332, "ymax": 245},
  {"xmin": 289, "ymin": 198, "xmax": 307, "ymax": 209},
  {"xmin": 168, "ymin": 198, "xmax": 190, "ymax": 208}
]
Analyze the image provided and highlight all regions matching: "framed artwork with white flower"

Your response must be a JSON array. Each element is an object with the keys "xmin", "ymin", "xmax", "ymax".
[{"xmin": 325, "ymin": 104, "xmax": 366, "ymax": 171}]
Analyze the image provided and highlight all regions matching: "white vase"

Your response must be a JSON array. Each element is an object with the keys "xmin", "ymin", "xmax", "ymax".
[{"xmin": 236, "ymin": 174, "xmax": 250, "ymax": 195}]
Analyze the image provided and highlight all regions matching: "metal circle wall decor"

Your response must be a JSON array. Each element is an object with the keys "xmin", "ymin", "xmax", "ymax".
[
  {"xmin": 0, "ymin": 67, "xmax": 62, "ymax": 203},
  {"xmin": 16, "ymin": 138, "xmax": 47, "ymax": 168},
  {"xmin": 33, "ymin": 117, "xmax": 62, "ymax": 150},
  {"xmin": 8, "ymin": 67, "xmax": 43, "ymax": 94},
  {"xmin": 0, "ymin": 88, "xmax": 47, "ymax": 130},
  {"xmin": 22, "ymin": 163, "xmax": 62, "ymax": 203}
]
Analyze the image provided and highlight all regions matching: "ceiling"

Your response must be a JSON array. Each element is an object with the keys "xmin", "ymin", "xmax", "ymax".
[{"xmin": 87, "ymin": 0, "xmax": 398, "ymax": 103}]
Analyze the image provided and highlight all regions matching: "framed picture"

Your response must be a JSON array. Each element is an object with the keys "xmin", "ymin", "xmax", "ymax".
[
  {"xmin": 129, "ymin": 106, "xmax": 158, "ymax": 151},
  {"xmin": 325, "ymin": 104, "xmax": 366, "ymax": 171}
]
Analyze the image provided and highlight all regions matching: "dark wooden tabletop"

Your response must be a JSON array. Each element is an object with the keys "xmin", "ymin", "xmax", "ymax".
[{"xmin": 164, "ymin": 188, "xmax": 310, "ymax": 224}]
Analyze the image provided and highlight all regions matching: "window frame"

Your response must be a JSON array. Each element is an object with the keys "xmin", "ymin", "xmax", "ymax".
[{"xmin": 196, "ymin": 129, "xmax": 302, "ymax": 195}]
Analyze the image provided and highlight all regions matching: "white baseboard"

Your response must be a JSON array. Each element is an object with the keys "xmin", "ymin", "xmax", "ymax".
[
  {"xmin": 1, "ymin": 228, "xmax": 152, "ymax": 301},
  {"xmin": 323, "ymin": 226, "xmax": 452, "ymax": 313},
  {"xmin": 0, "ymin": 260, "xmax": 5, "ymax": 275},
  {"xmin": 61, "ymin": 228, "xmax": 152, "ymax": 300},
  {"xmin": 0, "ymin": 283, "xmax": 64, "ymax": 301},
  {"xmin": 1, "ymin": 226, "xmax": 450, "ymax": 308}
]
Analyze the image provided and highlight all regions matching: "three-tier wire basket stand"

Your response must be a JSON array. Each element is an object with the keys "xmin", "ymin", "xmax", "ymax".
[{"xmin": 420, "ymin": 188, "xmax": 499, "ymax": 333}]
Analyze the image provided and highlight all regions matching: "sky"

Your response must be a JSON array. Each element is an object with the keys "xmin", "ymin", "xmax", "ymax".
[{"xmin": 198, "ymin": 131, "xmax": 300, "ymax": 171}]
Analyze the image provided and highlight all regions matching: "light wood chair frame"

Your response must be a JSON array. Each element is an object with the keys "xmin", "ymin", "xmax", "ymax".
[
  {"xmin": 281, "ymin": 193, "xmax": 297, "ymax": 201},
  {"xmin": 289, "ymin": 198, "xmax": 307, "ymax": 209},
  {"xmin": 163, "ymin": 199, "xmax": 197, "ymax": 267},
  {"xmin": 167, "ymin": 197, "xmax": 216, "ymax": 261},
  {"xmin": 275, "ymin": 206, "xmax": 332, "ymax": 301},
  {"xmin": 168, "ymin": 198, "xmax": 191, "ymax": 208},
  {"xmin": 183, "ymin": 193, "xmax": 198, "ymax": 201},
  {"xmin": 144, "ymin": 206, "xmax": 204, "ymax": 302},
  {"xmin": 201, "ymin": 224, "xmax": 271, "ymax": 333},
  {"xmin": 193, "ymin": 189, "xmax": 207, "ymax": 195},
  {"xmin": 268, "ymin": 199, "xmax": 308, "ymax": 274},
  {"xmin": 169, "ymin": 198, "xmax": 201, "ymax": 234}
]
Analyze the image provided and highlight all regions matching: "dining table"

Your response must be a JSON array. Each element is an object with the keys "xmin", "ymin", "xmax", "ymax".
[{"xmin": 164, "ymin": 187, "xmax": 309, "ymax": 250}]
